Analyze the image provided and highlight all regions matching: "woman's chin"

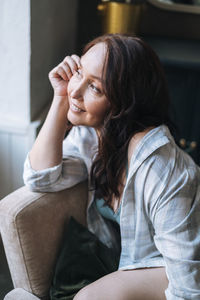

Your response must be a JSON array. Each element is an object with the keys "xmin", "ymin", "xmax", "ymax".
[{"xmin": 67, "ymin": 110, "xmax": 83, "ymax": 126}]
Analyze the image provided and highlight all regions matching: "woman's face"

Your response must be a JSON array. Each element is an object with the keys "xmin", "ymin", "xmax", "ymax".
[{"xmin": 67, "ymin": 43, "xmax": 110, "ymax": 129}]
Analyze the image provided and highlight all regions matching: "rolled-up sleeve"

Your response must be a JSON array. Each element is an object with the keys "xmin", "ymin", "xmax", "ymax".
[
  {"xmin": 23, "ymin": 153, "xmax": 88, "ymax": 192},
  {"xmin": 23, "ymin": 126, "xmax": 94, "ymax": 192},
  {"xmin": 151, "ymin": 165, "xmax": 200, "ymax": 299}
]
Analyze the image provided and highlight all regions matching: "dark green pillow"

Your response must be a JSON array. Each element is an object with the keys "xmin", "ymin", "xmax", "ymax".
[{"xmin": 50, "ymin": 217, "xmax": 119, "ymax": 300}]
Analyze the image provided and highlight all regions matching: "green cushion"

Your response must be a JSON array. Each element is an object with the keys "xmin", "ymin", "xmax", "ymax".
[{"xmin": 50, "ymin": 217, "xmax": 119, "ymax": 300}]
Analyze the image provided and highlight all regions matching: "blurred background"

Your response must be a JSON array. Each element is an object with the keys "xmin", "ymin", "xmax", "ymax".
[
  {"xmin": 0, "ymin": 0, "xmax": 200, "ymax": 200},
  {"xmin": 0, "ymin": 1, "xmax": 200, "ymax": 296}
]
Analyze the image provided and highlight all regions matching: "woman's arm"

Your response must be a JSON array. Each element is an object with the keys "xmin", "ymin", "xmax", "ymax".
[
  {"xmin": 29, "ymin": 96, "xmax": 70, "ymax": 170},
  {"xmin": 29, "ymin": 55, "xmax": 81, "ymax": 171},
  {"xmin": 23, "ymin": 55, "xmax": 91, "ymax": 192},
  {"xmin": 149, "ymin": 162, "xmax": 200, "ymax": 299},
  {"xmin": 23, "ymin": 126, "xmax": 89, "ymax": 192}
]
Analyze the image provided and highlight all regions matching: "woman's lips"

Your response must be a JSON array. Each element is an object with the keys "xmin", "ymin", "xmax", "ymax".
[{"xmin": 70, "ymin": 103, "xmax": 85, "ymax": 113}]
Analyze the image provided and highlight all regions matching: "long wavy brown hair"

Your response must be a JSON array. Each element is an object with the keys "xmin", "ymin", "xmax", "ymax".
[{"xmin": 83, "ymin": 34, "xmax": 172, "ymax": 206}]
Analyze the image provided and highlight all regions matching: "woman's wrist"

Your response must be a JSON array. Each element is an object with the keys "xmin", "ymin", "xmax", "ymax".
[
  {"xmin": 53, "ymin": 94, "xmax": 68, "ymax": 104},
  {"xmin": 51, "ymin": 95, "xmax": 72, "ymax": 131},
  {"xmin": 51, "ymin": 95, "xmax": 69, "ymax": 114}
]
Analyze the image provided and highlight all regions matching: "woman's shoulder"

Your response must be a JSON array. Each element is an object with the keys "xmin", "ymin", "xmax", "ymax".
[
  {"xmin": 127, "ymin": 125, "xmax": 171, "ymax": 170},
  {"xmin": 127, "ymin": 126, "xmax": 156, "ymax": 165},
  {"xmin": 128, "ymin": 125, "xmax": 199, "ymax": 180},
  {"xmin": 130, "ymin": 131, "xmax": 200, "ymax": 212}
]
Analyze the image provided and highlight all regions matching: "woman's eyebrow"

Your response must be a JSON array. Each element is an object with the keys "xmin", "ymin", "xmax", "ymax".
[
  {"xmin": 90, "ymin": 75, "xmax": 102, "ymax": 81},
  {"xmin": 79, "ymin": 70, "xmax": 102, "ymax": 82}
]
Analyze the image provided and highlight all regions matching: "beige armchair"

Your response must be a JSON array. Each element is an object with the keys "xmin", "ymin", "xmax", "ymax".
[{"xmin": 0, "ymin": 181, "xmax": 88, "ymax": 300}]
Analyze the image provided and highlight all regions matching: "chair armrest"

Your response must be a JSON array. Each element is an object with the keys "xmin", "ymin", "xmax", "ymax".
[
  {"xmin": 4, "ymin": 288, "xmax": 40, "ymax": 300},
  {"xmin": 0, "ymin": 181, "xmax": 88, "ymax": 300}
]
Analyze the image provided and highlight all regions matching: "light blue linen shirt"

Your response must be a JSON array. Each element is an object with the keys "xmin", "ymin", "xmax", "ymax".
[{"xmin": 23, "ymin": 125, "xmax": 200, "ymax": 300}]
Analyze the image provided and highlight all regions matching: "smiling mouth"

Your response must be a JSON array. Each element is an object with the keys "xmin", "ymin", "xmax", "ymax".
[{"xmin": 70, "ymin": 103, "xmax": 85, "ymax": 113}]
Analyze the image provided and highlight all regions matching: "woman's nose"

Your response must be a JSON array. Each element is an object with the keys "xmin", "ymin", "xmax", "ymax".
[{"xmin": 70, "ymin": 82, "xmax": 84, "ymax": 100}]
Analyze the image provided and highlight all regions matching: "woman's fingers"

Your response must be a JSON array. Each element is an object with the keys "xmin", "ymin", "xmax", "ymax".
[
  {"xmin": 49, "ymin": 55, "xmax": 81, "ymax": 82},
  {"xmin": 57, "ymin": 64, "xmax": 69, "ymax": 81},
  {"xmin": 49, "ymin": 65, "xmax": 68, "ymax": 82},
  {"xmin": 71, "ymin": 54, "xmax": 81, "ymax": 68},
  {"xmin": 63, "ymin": 55, "xmax": 81, "ymax": 78}
]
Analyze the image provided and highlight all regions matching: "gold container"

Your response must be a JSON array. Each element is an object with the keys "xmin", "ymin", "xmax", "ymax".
[{"xmin": 97, "ymin": 2, "xmax": 142, "ymax": 35}]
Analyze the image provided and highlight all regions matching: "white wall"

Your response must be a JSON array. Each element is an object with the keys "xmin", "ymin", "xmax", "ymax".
[
  {"xmin": 0, "ymin": 0, "xmax": 31, "ymax": 126},
  {"xmin": 0, "ymin": 122, "xmax": 40, "ymax": 198},
  {"xmin": 0, "ymin": 0, "xmax": 78, "ymax": 199}
]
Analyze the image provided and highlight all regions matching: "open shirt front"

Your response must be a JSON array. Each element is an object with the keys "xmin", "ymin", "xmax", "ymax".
[{"xmin": 24, "ymin": 125, "xmax": 200, "ymax": 300}]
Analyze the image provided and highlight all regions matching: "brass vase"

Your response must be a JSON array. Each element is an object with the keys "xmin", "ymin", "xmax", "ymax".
[{"xmin": 97, "ymin": 1, "xmax": 142, "ymax": 35}]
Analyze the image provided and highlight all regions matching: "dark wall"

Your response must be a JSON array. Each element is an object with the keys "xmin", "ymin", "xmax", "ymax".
[
  {"xmin": 76, "ymin": 0, "xmax": 101, "ymax": 54},
  {"xmin": 164, "ymin": 65, "xmax": 200, "ymax": 164},
  {"xmin": 75, "ymin": 1, "xmax": 200, "ymax": 165}
]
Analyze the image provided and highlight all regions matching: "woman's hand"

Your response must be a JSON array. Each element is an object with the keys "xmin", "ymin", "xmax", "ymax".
[
  {"xmin": 49, "ymin": 54, "xmax": 81, "ymax": 97},
  {"xmin": 29, "ymin": 54, "xmax": 81, "ymax": 171}
]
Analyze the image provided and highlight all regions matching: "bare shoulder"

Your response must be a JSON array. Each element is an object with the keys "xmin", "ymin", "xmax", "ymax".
[{"xmin": 127, "ymin": 127, "xmax": 155, "ymax": 166}]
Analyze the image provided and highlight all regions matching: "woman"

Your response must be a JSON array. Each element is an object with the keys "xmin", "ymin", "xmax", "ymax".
[{"xmin": 23, "ymin": 34, "xmax": 200, "ymax": 299}]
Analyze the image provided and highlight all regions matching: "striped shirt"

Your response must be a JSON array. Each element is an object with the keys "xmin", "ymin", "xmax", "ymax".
[{"xmin": 23, "ymin": 125, "xmax": 200, "ymax": 300}]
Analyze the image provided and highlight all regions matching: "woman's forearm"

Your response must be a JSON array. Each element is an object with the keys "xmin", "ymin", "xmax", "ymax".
[{"xmin": 29, "ymin": 96, "xmax": 70, "ymax": 171}]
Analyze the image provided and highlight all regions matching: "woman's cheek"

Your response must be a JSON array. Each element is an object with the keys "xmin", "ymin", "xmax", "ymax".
[{"xmin": 89, "ymin": 100, "xmax": 110, "ymax": 118}]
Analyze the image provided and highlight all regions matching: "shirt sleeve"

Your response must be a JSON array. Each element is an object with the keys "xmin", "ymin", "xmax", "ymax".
[
  {"xmin": 23, "ymin": 126, "xmax": 90, "ymax": 192},
  {"xmin": 149, "ymin": 158, "xmax": 200, "ymax": 299}
]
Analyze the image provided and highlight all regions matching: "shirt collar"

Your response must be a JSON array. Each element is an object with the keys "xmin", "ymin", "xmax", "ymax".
[{"xmin": 127, "ymin": 125, "xmax": 172, "ymax": 181}]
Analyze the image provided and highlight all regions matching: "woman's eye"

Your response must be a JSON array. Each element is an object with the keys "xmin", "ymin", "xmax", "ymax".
[{"xmin": 89, "ymin": 83, "xmax": 101, "ymax": 94}]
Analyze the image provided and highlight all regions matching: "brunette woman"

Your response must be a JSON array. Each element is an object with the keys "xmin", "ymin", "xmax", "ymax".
[{"xmin": 24, "ymin": 34, "xmax": 200, "ymax": 299}]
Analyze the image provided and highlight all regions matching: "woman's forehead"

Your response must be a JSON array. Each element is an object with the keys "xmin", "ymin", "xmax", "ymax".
[{"xmin": 80, "ymin": 43, "xmax": 107, "ymax": 77}]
